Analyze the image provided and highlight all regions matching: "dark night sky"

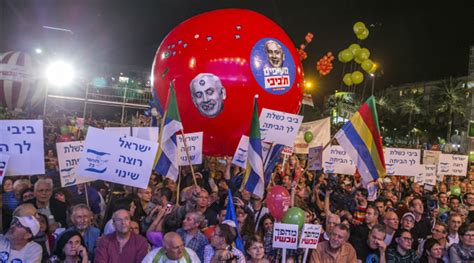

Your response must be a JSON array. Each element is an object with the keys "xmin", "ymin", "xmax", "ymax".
[{"xmin": 2, "ymin": 0, "xmax": 473, "ymax": 98}]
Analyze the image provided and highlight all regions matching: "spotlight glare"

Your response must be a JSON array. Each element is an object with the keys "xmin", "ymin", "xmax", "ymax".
[{"xmin": 46, "ymin": 61, "xmax": 74, "ymax": 87}]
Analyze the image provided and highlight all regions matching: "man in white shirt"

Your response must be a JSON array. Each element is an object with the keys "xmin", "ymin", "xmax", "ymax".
[
  {"xmin": 142, "ymin": 232, "xmax": 200, "ymax": 263},
  {"xmin": 0, "ymin": 216, "xmax": 43, "ymax": 263}
]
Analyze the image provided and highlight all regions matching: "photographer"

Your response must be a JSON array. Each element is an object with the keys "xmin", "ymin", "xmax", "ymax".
[{"xmin": 204, "ymin": 223, "xmax": 245, "ymax": 263}]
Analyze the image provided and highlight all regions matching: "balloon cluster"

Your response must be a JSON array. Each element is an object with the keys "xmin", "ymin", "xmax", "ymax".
[
  {"xmin": 337, "ymin": 22, "xmax": 378, "ymax": 87},
  {"xmin": 316, "ymin": 52, "xmax": 334, "ymax": 76},
  {"xmin": 296, "ymin": 32, "xmax": 314, "ymax": 61},
  {"xmin": 266, "ymin": 185, "xmax": 305, "ymax": 229}
]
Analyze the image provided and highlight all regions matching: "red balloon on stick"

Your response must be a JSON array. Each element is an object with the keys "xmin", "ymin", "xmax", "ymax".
[{"xmin": 266, "ymin": 186, "xmax": 291, "ymax": 221}]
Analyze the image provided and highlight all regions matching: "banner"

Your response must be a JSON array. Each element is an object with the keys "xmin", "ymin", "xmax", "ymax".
[
  {"xmin": 322, "ymin": 145, "xmax": 356, "ymax": 175},
  {"xmin": 104, "ymin": 127, "xmax": 159, "ymax": 142},
  {"xmin": 294, "ymin": 118, "xmax": 330, "ymax": 154},
  {"xmin": 0, "ymin": 120, "xmax": 45, "ymax": 176},
  {"xmin": 0, "ymin": 154, "xmax": 10, "ymax": 184},
  {"xmin": 437, "ymin": 154, "xmax": 468, "ymax": 176},
  {"xmin": 56, "ymin": 141, "xmax": 94, "ymax": 187},
  {"xmin": 307, "ymin": 146, "xmax": 323, "ymax": 171},
  {"xmin": 177, "ymin": 132, "xmax": 203, "ymax": 165},
  {"xmin": 259, "ymin": 108, "xmax": 303, "ymax": 147},
  {"xmin": 384, "ymin": 148, "xmax": 421, "ymax": 176},
  {"xmin": 77, "ymin": 127, "xmax": 158, "ymax": 189},
  {"xmin": 299, "ymin": 224, "xmax": 322, "ymax": 249},
  {"xmin": 272, "ymin": 223, "xmax": 299, "ymax": 249},
  {"xmin": 423, "ymin": 150, "xmax": 440, "ymax": 165}
]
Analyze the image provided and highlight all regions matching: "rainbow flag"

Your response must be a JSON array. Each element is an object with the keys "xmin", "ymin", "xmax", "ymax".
[{"xmin": 334, "ymin": 96, "xmax": 386, "ymax": 183}]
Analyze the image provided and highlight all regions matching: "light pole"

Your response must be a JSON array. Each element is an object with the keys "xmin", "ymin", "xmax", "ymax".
[{"xmin": 370, "ymin": 73, "xmax": 375, "ymax": 96}]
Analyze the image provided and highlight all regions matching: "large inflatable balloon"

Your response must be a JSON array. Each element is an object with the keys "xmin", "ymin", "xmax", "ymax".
[
  {"xmin": 0, "ymin": 51, "xmax": 43, "ymax": 111},
  {"xmin": 266, "ymin": 186, "xmax": 291, "ymax": 221},
  {"xmin": 152, "ymin": 9, "xmax": 304, "ymax": 156}
]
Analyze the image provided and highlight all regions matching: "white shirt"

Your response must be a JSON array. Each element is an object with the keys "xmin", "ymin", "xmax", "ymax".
[
  {"xmin": 448, "ymin": 232, "xmax": 459, "ymax": 246},
  {"xmin": 0, "ymin": 236, "xmax": 43, "ymax": 263},
  {"xmin": 141, "ymin": 247, "xmax": 200, "ymax": 263},
  {"xmin": 104, "ymin": 219, "xmax": 115, "ymax": 235}
]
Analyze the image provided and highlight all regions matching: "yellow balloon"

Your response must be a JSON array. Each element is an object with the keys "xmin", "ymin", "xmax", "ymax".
[
  {"xmin": 353, "ymin": 22, "xmax": 366, "ymax": 35},
  {"xmin": 368, "ymin": 64, "xmax": 377, "ymax": 74},
  {"xmin": 340, "ymin": 49, "xmax": 353, "ymax": 63},
  {"xmin": 343, "ymin": 73, "xmax": 353, "ymax": 86},
  {"xmin": 362, "ymin": 59, "xmax": 374, "ymax": 72},
  {"xmin": 356, "ymin": 48, "xmax": 371, "ymax": 61},
  {"xmin": 348, "ymin": 43, "xmax": 361, "ymax": 56},
  {"xmin": 354, "ymin": 57, "xmax": 363, "ymax": 64},
  {"xmin": 351, "ymin": 71, "xmax": 364, "ymax": 85},
  {"xmin": 357, "ymin": 28, "xmax": 369, "ymax": 40}
]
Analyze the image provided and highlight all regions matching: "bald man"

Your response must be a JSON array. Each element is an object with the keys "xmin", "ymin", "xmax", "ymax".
[{"xmin": 142, "ymin": 232, "xmax": 201, "ymax": 263}]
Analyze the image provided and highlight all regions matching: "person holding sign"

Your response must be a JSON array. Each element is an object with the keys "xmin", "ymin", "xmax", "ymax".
[{"xmin": 310, "ymin": 224, "xmax": 357, "ymax": 263}]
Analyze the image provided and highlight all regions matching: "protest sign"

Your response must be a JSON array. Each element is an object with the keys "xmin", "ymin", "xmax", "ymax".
[
  {"xmin": 56, "ymin": 141, "xmax": 94, "ymax": 187},
  {"xmin": 177, "ymin": 132, "xmax": 203, "ymax": 165},
  {"xmin": 415, "ymin": 166, "xmax": 425, "ymax": 185},
  {"xmin": 272, "ymin": 223, "xmax": 299, "ymax": 249},
  {"xmin": 307, "ymin": 146, "xmax": 323, "ymax": 171},
  {"xmin": 105, "ymin": 127, "xmax": 159, "ymax": 142},
  {"xmin": 423, "ymin": 165, "xmax": 437, "ymax": 185},
  {"xmin": 0, "ymin": 154, "xmax": 10, "ymax": 184},
  {"xmin": 294, "ymin": 118, "xmax": 330, "ymax": 154},
  {"xmin": 232, "ymin": 135, "xmax": 249, "ymax": 169},
  {"xmin": 299, "ymin": 224, "xmax": 322, "ymax": 249},
  {"xmin": 259, "ymin": 108, "xmax": 303, "ymax": 147},
  {"xmin": 282, "ymin": 146, "xmax": 294, "ymax": 156},
  {"xmin": 0, "ymin": 120, "xmax": 45, "ymax": 176},
  {"xmin": 423, "ymin": 150, "xmax": 440, "ymax": 165},
  {"xmin": 77, "ymin": 127, "xmax": 158, "ymax": 189},
  {"xmin": 322, "ymin": 145, "xmax": 356, "ymax": 175},
  {"xmin": 437, "ymin": 154, "xmax": 468, "ymax": 176},
  {"xmin": 384, "ymin": 148, "xmax": 421, "ymax": 176}
]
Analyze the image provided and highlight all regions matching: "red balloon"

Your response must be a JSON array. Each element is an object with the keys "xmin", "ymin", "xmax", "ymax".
[
  {"xmin": 152, "ymin": 9, "xmax": 304, "ymax": 156},
  {"xmin": 266, "ymin": 186, "xmax": 290, "ymax": 221}
]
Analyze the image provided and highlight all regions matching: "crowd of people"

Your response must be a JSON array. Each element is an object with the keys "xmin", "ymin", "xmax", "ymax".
[{"xmin": 2, "ymin": 123, "xmax": 474, "ymax": 263}]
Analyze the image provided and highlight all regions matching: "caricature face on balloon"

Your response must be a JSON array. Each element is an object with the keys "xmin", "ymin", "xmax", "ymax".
[
  {"xmin": 264, "ymin": 40, "xmax": 285, "ymax": 68},
  {"xmin": 189, "ymin": 73, "xmax": 226, "ymax": 118}
]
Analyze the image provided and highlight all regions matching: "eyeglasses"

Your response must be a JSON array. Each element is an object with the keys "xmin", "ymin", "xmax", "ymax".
[
  {"xmin": 463, "ymin": 233, "xmax": 474, "ymax": 238},
  {"xmin": 11, "ymin": 219, "xmax": 31, "ymax": 234}
]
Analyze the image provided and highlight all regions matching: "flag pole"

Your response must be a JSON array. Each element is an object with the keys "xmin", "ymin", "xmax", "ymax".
[{"xmin": 179, "ymin": 130, "xmax": 198, "ymax": 186}]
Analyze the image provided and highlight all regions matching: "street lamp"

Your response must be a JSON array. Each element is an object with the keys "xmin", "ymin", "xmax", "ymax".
[
  {"xmin": 370, "ymin": 73, "xmax": 376, "ymax": 96},
  {"xmin": 35, "ymin": 48, "xmax": 43, "ymax": 54},
  {"xmin": 46, "ymin": 61, "xmax": 74, "ymax": 86}
]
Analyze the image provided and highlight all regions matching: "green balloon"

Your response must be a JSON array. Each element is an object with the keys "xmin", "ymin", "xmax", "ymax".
[
  {"xmin": 351, "ymin": 71, "xmax": 364, "ymax": 85},
  {"xmin": 304, "ymin": 131, "xmax": 313, "ymax": 143},
  {"xmin": 343, "ymin": 73, "xmax": 353, "ymax": 86},
  {"xmin": 353, "ymin": 22, "xmax": 366, "ymax": 35},
  {"xmin": 356, "ymin": 48, "xmax": 371, "ymax": 61},
  {"xmin": 439, "ymin": 138, "xmax": 446, "ymax": 145},
  {"xmin": 60, "ymin": 126, "xmax": 69, "ymax": 135},
  {"xmin": 357, "ymin": 28, "xmax": 369, "ymax": 40},
  {"xmin": 348, "ymin": 43, "xmax": 361, "ymax": 56},
  {"xmin": 282, "ymin": 207, "xmax": 305, "ymax": 230},
  {"xmin": 340, "ymin": 49, "xmax": 353, "ymax": 63},
  {"xmin": 451, "ymin": 186, "xmax": 461, "ymax": 196},
  {"xmin": 362, "ymin": 59, "xmax": 374, "ymax": 72},
  {"xmin": 354, "ymin": 57, "xmax": 363, "ymax": 64}
]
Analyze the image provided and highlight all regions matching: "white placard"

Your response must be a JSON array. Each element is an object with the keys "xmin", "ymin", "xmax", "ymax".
[
  {"xmin": 423, "ymin": 165, "xmax": 437, "ymax": 185},
  {"xmin": 259, "ymin": 108, "xmax": 303, "ymax": 147},
  {"xmin": 56, "ymin": 141, "xmax": 94, "ymax": 187},
  {"xmin": 294, "ymin": 118, "xmax": 331, "ymax": 154},
  {"xmin": 282, "ymin": 146, "xmax": 294, "ymax": 156},
  {"xmin": 307, "ymin": 146, "xmax": 323, "ymax": 171},
  {"xmin": 272, "ymin": 223, "xmax": 299, "ymax": 249},
  {"xmin": 322, "ymin": 145, "xmax": 356, "ymax": 175},
  {"xmin": 437, "ymin": 154, "xmax": 468, "ymax": 176},
  {"xmin": 423, "ymin": 150, "xmax": 440, "ymax": 165},
  {"xmin": 384, "ymin": 148, "xmax": 421, "ymax": 176},
  {"xmin": 0, "ymin": 120, "xmax": 45, "ymax": 175},
  {"xmin": 105, "ymin": 127, "xmax": 159, "ymax": 142},
  {"xmin": 77, "ymin": 127, "xmax": 158, "ymax": 189},
  {"xmin": 177, "ymin": 132, "xmax": 203, "ymax": 165},
  {"xmin": 299, "ymin": 224, "xmax": 322, "ymax": 249},
  {"xmin": 0, "ymin": 154, "xmax": 10, "ymax": 184},
  {"xmin": 415, "ymin": 166, "xmax": 425, "ymax": 185},
  {"xmin": 232, "ymin": 135, "xmax": 249, "ymax": 169}
]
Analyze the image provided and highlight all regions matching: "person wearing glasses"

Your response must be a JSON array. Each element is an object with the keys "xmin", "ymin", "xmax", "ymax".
[
  {"xmin": 386, "ymin": 229, "xmax": 419, "ymax": 262},
  {"xmin": 25, "ymin": 178, "xmax": 68, "ymax": 227},
  {"xmin": 448, "ymin": 223, "xmax": 474, "ymax": 262},
  {"xmin": 203, "ymin": 223, "xmax": 245, "ymax": 263},
  {"xmin": 0, "ymin": 216, "xmax": 42, "ymax": 262}
]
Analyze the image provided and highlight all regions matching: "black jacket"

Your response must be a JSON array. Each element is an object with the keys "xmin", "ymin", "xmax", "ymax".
[{"xmin": 25, "ymin": 197, "xmax": 68, "ymax": 227}]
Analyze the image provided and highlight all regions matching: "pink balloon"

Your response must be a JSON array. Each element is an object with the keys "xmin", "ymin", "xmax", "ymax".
[{"xmin": 266, "ymin": 186, "xmax": 290, "ymax": 221}]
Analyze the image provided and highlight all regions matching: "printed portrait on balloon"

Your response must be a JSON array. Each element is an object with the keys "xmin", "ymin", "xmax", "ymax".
[
  {"xmin": 264, "ymin": 40, "xmax": 285, "ymax": 68},
  {"xmin": 189, "ymin": 73, "xmax": 226, "ymax": 118}
]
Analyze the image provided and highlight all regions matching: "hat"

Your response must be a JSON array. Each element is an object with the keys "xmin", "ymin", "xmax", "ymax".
[
  {"xmin": 15, "ymin": 216, "xmax": 40, "ymax": 236},
  {"xmin": 401, "ymin": 212, "xmax": 416, "ymax": 221},
  {"xmin": 383, "ymin": 177, "xmax": 392, "ymax": 184},
  {"xmin": 222, "ymin": 220, "xmax": 237, "ymax": 229}
]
